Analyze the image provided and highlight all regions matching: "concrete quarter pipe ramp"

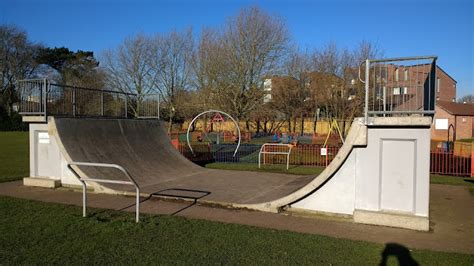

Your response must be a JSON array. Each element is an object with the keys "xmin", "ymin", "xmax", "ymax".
[{"xmin": 26, "ymin": 116, "xmax": 432, "ymax": 231}]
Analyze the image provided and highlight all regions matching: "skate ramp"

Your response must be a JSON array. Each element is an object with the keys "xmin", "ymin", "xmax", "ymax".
[{"xmin": 51, "ymin": 117, "xmax": 366, "ymax": 211}]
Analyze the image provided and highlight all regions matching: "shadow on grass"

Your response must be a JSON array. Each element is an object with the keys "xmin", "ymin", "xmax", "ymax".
[{"xmin": 380, "ymin": 243, "xmax": 419, "ymax": 266}]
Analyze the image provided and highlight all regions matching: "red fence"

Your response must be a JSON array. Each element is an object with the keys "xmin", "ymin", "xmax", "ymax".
[
  {"xmin": 176, "ymin": 142, "xmax": 474, "ymax": 177},
  {"xmin": 430, "ymin": 150, "xmax": 472, "ymax": 177}
]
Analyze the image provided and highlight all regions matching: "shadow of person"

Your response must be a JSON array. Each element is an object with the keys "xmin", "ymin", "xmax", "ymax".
[{"xmin": 380, "ymin": 243, "xmax": 419, "ymax": 266}]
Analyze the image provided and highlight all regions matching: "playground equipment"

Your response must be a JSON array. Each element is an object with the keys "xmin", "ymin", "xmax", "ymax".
[
  {"xmin": 258, "ymin": 143, "xmax": 293, "ymax": 170},
  {"xmin": 186, "ymin": 110, "xmax": 241, "ymax": 157},
  {"xmin": 19, "ymin": 56, "xmax": 437, "ymax": 230}
]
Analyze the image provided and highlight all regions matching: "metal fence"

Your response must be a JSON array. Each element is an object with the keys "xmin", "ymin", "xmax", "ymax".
[
  {"xmin": 360, "ymin": 56, "xmax": 437, "ymax": 123},
  {"xmin": 430, "ymin": 150, "xmax": 472, "ymax": 177},
  {"xmin": 178, "ymin": 143, "xmax": 340, "ymax": 167},
  {"xmin": 18, "ymin": 79, "xmax": 160, "ymax": 119}
]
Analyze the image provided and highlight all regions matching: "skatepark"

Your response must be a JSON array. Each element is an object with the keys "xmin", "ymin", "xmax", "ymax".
[{"xmin": 18, "ymin": 56, "xmax": 439, "ymax": 231}]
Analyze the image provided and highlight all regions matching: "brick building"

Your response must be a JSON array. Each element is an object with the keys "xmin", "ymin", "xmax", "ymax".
[{"xmin": 432, "ymin": 101, "xmax": 474, "ymax": 141}]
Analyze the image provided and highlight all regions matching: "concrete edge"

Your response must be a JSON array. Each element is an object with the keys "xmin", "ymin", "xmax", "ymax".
[
  {"xmin": 353, "ymin": 209, "xmax": 429, "ymax": 231},
  {"xmin": 22, "ymin": 116, "xmax": 47, "ymax": 123},
  {"xmin": 232, "ymin": 118, "xmax": 368, "ymax": 213},
  {"xmin": 367, "ymin": 116, "xmax": 432, "ymax": 127},
  {"xmin": 23, "ymin": 177, "xmax": 61, "ymax": 188}
]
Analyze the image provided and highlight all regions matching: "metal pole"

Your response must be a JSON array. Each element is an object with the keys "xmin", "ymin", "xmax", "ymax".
[
  {"xmin": 82, "ymin": 181, "xmax": 87, "ymax": 217},
  {"xmin": 101, "ymin": 91, "xmax": 104, "ymax": 116},
  {"xmin": 157, "ymin": 95, "xmax": 160, "ymax": 119},
  {"xmin": 43, "ymin": 79, "xmax": 47, "ymax": 117},
  {"xmin": 136, "ymin": 187, "xmax": 140, "ymax": 223},
  {"xmin": 364, "ymin": 59, "xmax": 370, "ymax": 124},
  {"xmin": 124, "ymin": 96, "xmax": 128, "ymax": 118},
  {"xmin": 72, "ymin": 88, "xmax": 76, "ymax": 117}
]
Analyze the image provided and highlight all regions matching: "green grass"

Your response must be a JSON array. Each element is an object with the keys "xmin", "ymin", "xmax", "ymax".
[
  {"xmin": 206, "ymin": 162, "xmax": 325, "ymax": 176},
  {"xmin": 0, "ymin": 132, "xmax": 29, "ymax": 182},
  {"xmin": 0, "ymin": 196, "xmax": 472, "ymax": 265},
  {"xmin": 430, "ymin": 174, "xmax": 474, "ymax": 187}
]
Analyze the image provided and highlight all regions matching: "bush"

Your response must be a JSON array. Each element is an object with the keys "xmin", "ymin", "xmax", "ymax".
[{"xmin": 0, "ymin": 108, "xmax": 27, "ymax": 131}]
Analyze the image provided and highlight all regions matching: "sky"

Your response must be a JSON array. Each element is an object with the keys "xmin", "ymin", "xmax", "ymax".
[{"xmin": 1, "ymin": 0, "xmax": 473, "ymax": 97}]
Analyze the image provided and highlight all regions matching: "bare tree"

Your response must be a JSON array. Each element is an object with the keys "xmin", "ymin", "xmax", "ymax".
[
  {"xmin": 148, "ymin": 29, "xmax": 194, "ymax": 132},
  {"xmin": 102, "ymin": 34, "xmax": 156, "ymax": 117},
  {"xmin": 457, "ymin": 94, "xmax": 474, "ymax": 104},
  {"xmin": 195, "ymin": 7, "xmax": 289, "ymax": 121}
]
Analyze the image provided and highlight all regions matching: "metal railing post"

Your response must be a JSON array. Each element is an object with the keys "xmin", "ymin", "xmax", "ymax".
[
  {"xmin": 67, "ymin": 162, "xmax": 141, "ymax": 223},
  {"xmin": 81, "ymin": 180, "xmax": 87, "ymax": 217},
  {"xmin": 124, "ymin": 96, "xmax": 128, "ymax": 118},
  {"xmin": 72, "ymin": 88, "xmax": 76, "ymax": 117},
  {"xmin": 364, "ymin": 59, "xmax": 370, "ymax": 124},
  {"xmin": 157, "ymin": 94, "xmax": 160, "ymax": 119},
  {"xmin": 101, "ymin": 91, "xmax": 104, "ymax": 116},
  {"xmin": 42, "ymin": 78, "xmax": 47, "ymax": 117},
  {"xmin": 136, "ymin": 187, "xmax": 140, "ymax": 223}
]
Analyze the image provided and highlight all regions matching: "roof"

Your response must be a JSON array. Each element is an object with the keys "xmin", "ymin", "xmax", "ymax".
[{"xmin": 437, "ymin": 101, "xmax": 474, "ymax": 116}]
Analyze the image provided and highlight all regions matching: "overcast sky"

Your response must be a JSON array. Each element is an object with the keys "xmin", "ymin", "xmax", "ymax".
[{"xmin": 1, "ymin": 0, "xmax": 472, "ymax": 97}]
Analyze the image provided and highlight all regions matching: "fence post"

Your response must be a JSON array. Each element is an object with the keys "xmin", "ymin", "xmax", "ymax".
[
  {"xmin": 42, "ymin": 78, "xmax": 47, "ymax": 117},
  {"xmin": 124, "ymin": 96, "xmax": 128, "ymax": 118},
  {"xmin": 72, "ymin": 87, "xmax": 76, "ymax": 117},
  {"xmin": 471, "ymin": 148, "xmax": 474, "ymax": 178},
  {"xmin": 101, "ymin": 91, "xmax": 104, "ymax": 116}
]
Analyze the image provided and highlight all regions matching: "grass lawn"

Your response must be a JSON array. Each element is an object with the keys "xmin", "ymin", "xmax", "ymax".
[
  {"xmin": 0, "ymin": 196, "xmax": 472, "ymax": 265},
  {"xmin": 0, "ymin": 132, "xmax": 29, "ymax": 183}
]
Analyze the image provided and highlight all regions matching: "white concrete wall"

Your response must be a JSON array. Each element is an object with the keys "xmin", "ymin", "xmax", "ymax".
[
  {"xmin": 291, "ymin": 126, "xmax": 430, "ymax": 219},
  {"xmin": 28, "ymin": 123, "xmax": 80, "ymax": 186},
  {"xmin": 355, "ymin": 127, "xmax": 430, "ymax": 217},
  {"xmin": 291, "ymin": 150, "xmax": 356, "ymax": 215}
]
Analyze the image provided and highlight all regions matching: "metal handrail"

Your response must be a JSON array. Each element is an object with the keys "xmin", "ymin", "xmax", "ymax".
[
  {"xmin": 258, "ymin": 143, "xmax": 293, "ymax": 170},
  {"xmin": 67, "ymin": 162, "xmax": 141, "ymax": 223}
]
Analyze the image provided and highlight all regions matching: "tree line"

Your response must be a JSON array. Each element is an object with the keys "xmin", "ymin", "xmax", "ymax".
[{"xmin": 2, "ymin": 6, "xmax": 387, "ymax": 133}]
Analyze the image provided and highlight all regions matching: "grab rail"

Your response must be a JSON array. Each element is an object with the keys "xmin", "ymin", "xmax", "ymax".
[
  {"xmin": 67, "ymin": 162, "xmax": 141, "ymax": 223},
  {"xmin": 258, "ymin": 143, "xmax": 293, "ymax": 170}
]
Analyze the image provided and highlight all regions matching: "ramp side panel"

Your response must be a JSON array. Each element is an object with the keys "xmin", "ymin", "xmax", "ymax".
[{"xmin": 290, "ymin": 150, "xmax": 356, "ymax": 215}]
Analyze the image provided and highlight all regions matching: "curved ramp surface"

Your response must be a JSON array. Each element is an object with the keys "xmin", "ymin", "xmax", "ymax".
[{"xmin": 51, "ymin": 118, "xmax": 314, "ymax": 206}]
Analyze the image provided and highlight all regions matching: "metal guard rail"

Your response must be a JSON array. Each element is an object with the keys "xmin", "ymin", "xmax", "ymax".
[
  {"xmin": 67, "ymin": 162, "xmax": 141, "ymax": 223},
  {"xmin": 258, "ymin": 143, "xmax": 293, "ymax": 170}
]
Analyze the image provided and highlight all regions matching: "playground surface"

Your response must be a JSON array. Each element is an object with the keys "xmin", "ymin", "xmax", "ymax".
[{"xmin": 0, "ymin": 180, "xmax": 472, "ymax": 255}]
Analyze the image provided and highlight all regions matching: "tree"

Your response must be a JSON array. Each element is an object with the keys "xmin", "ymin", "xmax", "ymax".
[
  {"xmin": 36, "ymin": 47, "xmax": 104, "ymax": 88},
  {"xmin": 458, "ymin": 94, "xmax": 474, "ymax": 104},
  {"xmin": 0, "ymin": 25, "xmax": 39, "ymax": 116},
  {"xmin": 195, "ymin": 7, "xmax": 289, "ymax": 121},
  {"xmin": 102, "ymin": 34, "xmax": 157, "ymax": 117},
  {"xmin": 148, "ymin": 29, "xmax": 194, "ymax": 132}
]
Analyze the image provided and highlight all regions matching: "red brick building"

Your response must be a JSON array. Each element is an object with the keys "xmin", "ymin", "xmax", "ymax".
[{"xmin": 432, "ymin": 101, "xmax": 474, "ymax": 141}]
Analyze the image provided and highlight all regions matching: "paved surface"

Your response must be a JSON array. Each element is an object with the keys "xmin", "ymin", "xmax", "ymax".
[
  {"xmin": 1, "ymin": 181, "xmax": 472, "ymax": 254},
  {"xmin": 55, "ymin": 118, "xmax": 313, "ymax": 204}
]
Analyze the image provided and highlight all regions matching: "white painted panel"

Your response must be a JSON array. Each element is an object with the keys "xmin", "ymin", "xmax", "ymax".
[
  {"xmin": 435, "ymin": 119, "xmax": 448, "ymax": 130},
  {"xmin": 380, "ymin": 139, "xmax": 415, "ymax": 213}
]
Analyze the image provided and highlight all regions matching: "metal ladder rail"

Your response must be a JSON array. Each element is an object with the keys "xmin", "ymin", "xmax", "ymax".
[{"xmin": 67, "ymin": 162, "xmax": 141, "ymax": 223}]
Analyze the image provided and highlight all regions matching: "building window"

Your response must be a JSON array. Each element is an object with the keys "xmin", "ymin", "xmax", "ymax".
[
  {"xmin": 263, "ymin": 79, "xmax": 272, "ymax": 91},
  {"xmin": 437, "ymin": 78, "xmax": 440, "ymax": 93},
  {"xmin": 393, "ymin": 87, "xmax": 400, "ymax": 95},
  {"xmin": 404, "ymin": 69, "xmax": 408, "ymax": 81},
  {"xmin": 395, "ymin": 68, "xmax": 399, "ymax": 81},
  {"xmin": 403, "ymin": 87, "xmax": 408, "ymax": 94}
]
